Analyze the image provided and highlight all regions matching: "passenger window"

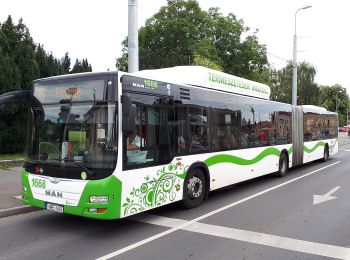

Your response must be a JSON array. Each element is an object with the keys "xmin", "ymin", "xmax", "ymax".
[
  {"xmin": 123, "ymin": 94, "xmax": 175, "ymax": 170},
  {"xmin": 188, "ymin": 107, "xmax": 208, "ymax": 154}
]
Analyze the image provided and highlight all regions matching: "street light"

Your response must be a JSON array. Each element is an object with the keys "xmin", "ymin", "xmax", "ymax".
[
  {"xmin": 335, "ymin": 89, "xmax": 342, "ymax": 113},
  {"xmin": 292, "ymin": 5, "xmax": 312, "ymax": 106},
  {"xmin": 128, "ymin": 0, "xmax": 139, "ymax": 73},
  {"xmin": 347, "ymin": 99, "xmax": 349, "ymax": 125}
]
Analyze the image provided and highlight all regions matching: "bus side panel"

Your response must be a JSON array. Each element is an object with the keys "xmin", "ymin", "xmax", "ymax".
[
  {"xmin": 329, "ymin": 138, "xmax": 338, "ymax": 155},
  {"xmin": 119, "ymin": 144, "xmax": 292, "ymax": 218},
  {"xmin": 303, "ymin": 138, "xmax": 337, "ymax": 163},
  {"xmin": 201, "ymin": 144, "xmax": 292, "ymax": 190}
]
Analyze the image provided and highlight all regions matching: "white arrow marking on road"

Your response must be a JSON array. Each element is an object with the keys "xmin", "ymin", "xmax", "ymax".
[{"xmin": 313, "ymin": 186, "xmax": 341, "ymax": 205}]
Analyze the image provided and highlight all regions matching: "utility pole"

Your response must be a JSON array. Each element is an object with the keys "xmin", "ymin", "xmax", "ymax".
[
  {"xmin": 128, "ymin": 0, "xmax": 139, "ymax": 73},
  {"xmin": 292, "ymin": 5, "xmax": 312, "ymax": 106},
  {"xmin": 347, "ymin": 99, "xmax": 349, "ymax": 125}
]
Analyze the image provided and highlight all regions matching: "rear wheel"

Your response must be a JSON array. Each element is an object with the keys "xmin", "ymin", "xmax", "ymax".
[
  {"xmin": 322, "ymin": 145, "xmax": 329, "ymax": 162},
  {"xmin": 276, "ymin": 152, "xmax": 288, "ymax": 177},
  {"xmin": 183, "ymin": 169, "xmax": 206, "ymax": 209}
]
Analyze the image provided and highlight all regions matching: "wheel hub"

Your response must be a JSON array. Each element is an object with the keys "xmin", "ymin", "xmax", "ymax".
[{"xmin": 187, "ymin": 176, "xmax": 203, "ymax": 199}]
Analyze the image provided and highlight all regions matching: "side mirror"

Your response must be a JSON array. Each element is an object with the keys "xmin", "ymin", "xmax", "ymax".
[
  {"xmin": 0, "ymin": 90, "xmax": 30, "ymax": 107},
  {"xmin": 121, "ymin": 94, "xmax": 136, "ymax": 135}
]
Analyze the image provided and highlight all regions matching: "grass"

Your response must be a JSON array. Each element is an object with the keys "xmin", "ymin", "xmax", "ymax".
[
  {"xmin": 0, "ymin": 161, "xmax": 24, "ymax": 170},
  {"xmin": 0, "ymin": 163, "xmax": 12, "ymax": 170},
  {"xmin": 0, "ymin": 153, "xmax": 25, "ymax": 161}
]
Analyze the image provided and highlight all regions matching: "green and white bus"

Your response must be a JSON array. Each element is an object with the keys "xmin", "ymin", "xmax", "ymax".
[{"xmin": 0, "ymin": 66, "xmax": 338, "ymax": 219}]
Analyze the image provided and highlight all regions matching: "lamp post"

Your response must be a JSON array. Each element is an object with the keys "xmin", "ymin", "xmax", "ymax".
[
  {"xmin": 336, "ymin": 98, "xmax": 338, "ymax": 114},
  {"xmin": 128, "ymin": 0, "xmax": 139, "ymax": 73},
  {"xmin": 335, "ymin": 89, "xmax": 343, "ymax": 114},
  {"xmin": 346, "ymin": 100, "xmax": 348, "ymax": 125},
  {"xmin": 292, "ymin": 5, "xmax": 312, "ymax": 106}
]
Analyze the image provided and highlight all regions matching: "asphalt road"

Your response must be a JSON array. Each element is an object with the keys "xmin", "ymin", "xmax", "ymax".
[{"xmin": 1, "ymin": 144, "xmax": 350, "ymax": 260}]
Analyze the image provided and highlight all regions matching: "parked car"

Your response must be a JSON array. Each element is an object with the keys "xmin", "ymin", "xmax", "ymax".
[{"xmin": 339, "ymin": 125, "xmax": 350, "ymax": 132}]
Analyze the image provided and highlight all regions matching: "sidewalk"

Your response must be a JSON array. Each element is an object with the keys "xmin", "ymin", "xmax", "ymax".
[
  {"xmin": 0, "ymin": 166, "xmax": 23, "ymax": 210},
  {"xmin": 0, "ymin": 166, "xmax": 40, "ymax": 218}
]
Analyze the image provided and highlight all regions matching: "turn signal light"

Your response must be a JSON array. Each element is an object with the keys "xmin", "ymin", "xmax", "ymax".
[{"xmin": 88, "ymin": 208, "xmax": 107, "ymax": 213}]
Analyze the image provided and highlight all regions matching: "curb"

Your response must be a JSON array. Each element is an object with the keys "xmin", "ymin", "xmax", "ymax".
[
  {"xmin": 0, "ymin": 159, "xmax": 24, "ymax": 163},
  {"xmin": 0, "ymin": 205, "xmax": 40, "ymax": 218}
]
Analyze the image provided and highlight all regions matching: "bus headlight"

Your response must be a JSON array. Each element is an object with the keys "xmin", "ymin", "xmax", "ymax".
[
  {"xmin": 22, "ymin": 185, "xmax": 27, "ymax": 192},
  {"xmin": 89, "ymin": 196, "xmax": 108, "ymax": 204}
]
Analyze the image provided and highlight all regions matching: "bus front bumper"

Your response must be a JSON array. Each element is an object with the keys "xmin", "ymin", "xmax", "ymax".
[{"xmin": 21, "ymin": 171, "xmax": 122, "ymax": 220}]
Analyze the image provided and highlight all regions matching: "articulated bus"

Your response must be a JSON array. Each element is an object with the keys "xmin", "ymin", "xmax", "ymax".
[{"xmin": 0, "ymin": 66, "xmax": 338, "ymax": 219}]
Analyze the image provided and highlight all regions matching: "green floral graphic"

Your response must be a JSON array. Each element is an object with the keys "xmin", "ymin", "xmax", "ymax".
[{"xmin": 123, "ymin": 162, "xmax": 188, "ymax": 216}]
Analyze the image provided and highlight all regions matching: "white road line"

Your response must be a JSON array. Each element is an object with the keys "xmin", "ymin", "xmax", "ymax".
[
  {"xmin": 96, "ymin": 161, "xmax": 341, "ymax": 260},
  {"xmin": 14, "ymin": 195, "xmax": 22, "ymax": 200},
  {"xmin": 136, "ymin": 214, "xmax": 350, "ymax": 260}
]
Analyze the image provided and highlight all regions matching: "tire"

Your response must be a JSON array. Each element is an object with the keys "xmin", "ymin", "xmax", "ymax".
[
  {"xmin": 322, "ymin": 145, "xmax": 329, "ymax": 162},
  {"xmin": 276, "ymin": 152, "xmax": 288, "ymax": 177},
  {"xmin": 182, "ymin": 168, "xmax": 206, "ymax": 209}
]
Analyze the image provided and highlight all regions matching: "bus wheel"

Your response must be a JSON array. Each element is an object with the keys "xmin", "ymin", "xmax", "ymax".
[
  {"xmin": 183, "ymin": 169, "xmax": 206, "ymax": 208},
  {"xmin": 276, "ymin": 152, "xmax": 288, "ymax": 177},
  {"xmin": 322, "ymin": 145, "xmax": 329, "ymax": 162}
]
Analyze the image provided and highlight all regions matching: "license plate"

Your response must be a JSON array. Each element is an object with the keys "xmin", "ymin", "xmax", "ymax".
[{"xmin": 46, "ymin": 203, "xmax": 64, "ymax": 213}]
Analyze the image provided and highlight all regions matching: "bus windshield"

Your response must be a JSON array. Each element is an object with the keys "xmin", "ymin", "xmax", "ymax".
[{"xmin": 26, "ymin": 78, "xmax": 118, "ymax": 180}]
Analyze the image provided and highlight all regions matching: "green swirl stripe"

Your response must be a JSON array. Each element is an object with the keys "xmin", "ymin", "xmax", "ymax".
[
  {"xmin": 303, "ymin": 141, "xmax": 325, "ymax": 154},
  {"xmin": 204, "ymin": 147, "xmax": 283, "ymax": 167}
]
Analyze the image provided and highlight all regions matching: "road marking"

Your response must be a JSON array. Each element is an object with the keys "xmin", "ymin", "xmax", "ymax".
[
  {"xmin": 96, "ymin": 161, "xmax": 341, "ymax": 260},
  {"xmin": 313, "ymin": 186, "xmax": 341, "ymax": 205},
  {"xmin": 14, "ymin": 195, "xmax": 22, "ymax": 200},
  {"xmin": 134, "ymin": 214, "xmax": 350, "ymax": 260}
]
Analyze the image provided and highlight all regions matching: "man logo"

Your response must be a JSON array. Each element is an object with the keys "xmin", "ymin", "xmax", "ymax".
[
  {"xmin": 45, "ymin": 190, "xmax": 63, "ymax": 198},
  {"xmin": 50, "ymin": 178, "xmax": 60, "ymax": 184}
]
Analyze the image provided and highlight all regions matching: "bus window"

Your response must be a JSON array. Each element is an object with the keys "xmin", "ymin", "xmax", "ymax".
[
  {"xmin": 175, "ymin": 105, "xmax": 188, "ymax": 155},
  {"xmin": 188, "ymin": 107, "xmax": 208, "ymax": 154},
  {"xmin": 123, "ymin": 95, "xmax": 174, "ymax": 170}
]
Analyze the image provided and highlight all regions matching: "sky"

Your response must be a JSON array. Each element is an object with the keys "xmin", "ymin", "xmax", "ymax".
[{"xmin": 1, "ymin": 0, "xmax": 349, "ymax": 92}]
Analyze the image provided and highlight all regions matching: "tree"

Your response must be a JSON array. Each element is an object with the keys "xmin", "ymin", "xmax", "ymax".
[
  {"xmin": 269, "ymin": 62, "xmax": 320, "ymax": 105},
  {"xmin": 70, "ymin": 58, "xmax": 92, "ymax": 74},
  {"xmin": 208, "ymin": 8, "xmax": 267, "ymax": 81},
  {"xmin": 116, "ymin": 0, "xmax": 268, "ymax": 80},
  {"xmin": 61, "ymin": 52, "xmax": 71, "ymax": 74},
  {"xmin": 0, "ymin": 16, "xmax": 93, "ymax": 154},
  {"xmin": 319, "ymin": 84, "xmax": 349, "ymax": 126}
]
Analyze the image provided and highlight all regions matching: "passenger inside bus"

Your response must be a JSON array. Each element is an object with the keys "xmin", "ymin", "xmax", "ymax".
[
  {"xmin": 109, "ymin": 127, "xmax": 141, "ymax": 153},
  {"xmin": 221, "ymin": 127, "xmax": 236, "ymax": 149},
  {"xmin": 177, "ymin": 135, "xmax": 186, "ymax": 153}
]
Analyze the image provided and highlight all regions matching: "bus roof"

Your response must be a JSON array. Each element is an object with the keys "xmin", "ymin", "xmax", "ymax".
[
  {"xmin": 131, "ymin": 66, "xmax": 271, "ymax": 100},
  {"xmin": 302, "ymin": 105, "xmax": 336, "ymax": 115}
]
